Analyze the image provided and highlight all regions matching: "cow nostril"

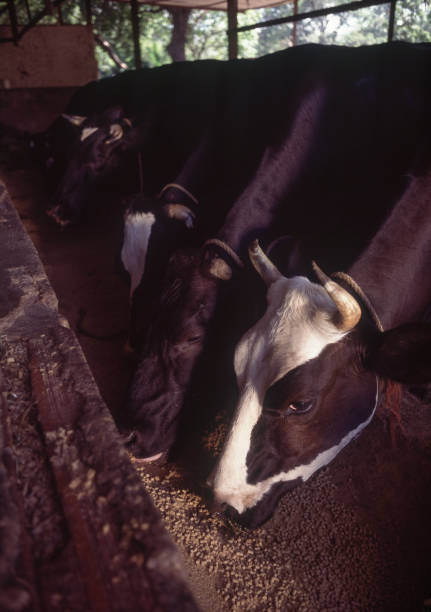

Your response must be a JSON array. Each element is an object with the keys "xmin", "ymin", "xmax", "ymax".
[{"xmin": 207, "ymin": 495, "xmax": 228, "ymax": 515}]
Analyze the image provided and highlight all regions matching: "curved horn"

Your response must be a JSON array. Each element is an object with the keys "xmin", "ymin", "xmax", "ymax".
[
  {"xmin": 80, "ymin": 126, "xmax": 99, "ymax": 142},
  {"xmin": 312, "ymin": 261, "xmax": 361, "ymax": 332},
  {"xmin": 105, "ymin": 123, "xmax": 123, "ymax": 145},
  {"xmin": 162, "ymin": 203, "xmax": 195, "ymax": 229},
  {"xmin": 62, "ymin": 113, "xmax": 87, "ymax": 126},
  {"xmin": 248, "ymin": 240, "xmax": 282, "ymax": 287},
  {"xmin": 207, "ymin": 256, "xmax": 232, "ymax": 280}
]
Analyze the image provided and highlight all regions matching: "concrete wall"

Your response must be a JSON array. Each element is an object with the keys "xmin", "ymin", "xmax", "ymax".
[{"xmin": 0, "ymin": 25, "xmax": 98, "ymax": 88}]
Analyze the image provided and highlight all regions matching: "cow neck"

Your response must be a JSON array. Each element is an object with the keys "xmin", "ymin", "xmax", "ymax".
[{"xmin": 349, "ymin": 170, "xmax": 431, "ymax": 330}]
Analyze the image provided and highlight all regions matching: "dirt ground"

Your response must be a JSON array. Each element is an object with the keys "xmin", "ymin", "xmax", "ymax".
[{"xmin": 2, "ymin": 161, "xmax": 431, "ymax": 611}]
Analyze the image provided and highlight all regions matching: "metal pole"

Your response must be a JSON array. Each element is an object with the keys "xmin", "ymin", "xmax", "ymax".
[
  {"xmin": 227, "ymin": 0, "xmax": 238, "ymax": 60},
  {"xmin": 84, "ymin": 0, "xmax": 92, "ymax": 26},
  {"xmin": 388, "ymin": 0, "xmax": 396, "ymax": 41},
  {"xmin": 233, "ymin": 0, "xmax": 391, "ymax": 34},
  {"xmin": 292, "ymin": 0, "xmax": 298, "ymax": 46}
]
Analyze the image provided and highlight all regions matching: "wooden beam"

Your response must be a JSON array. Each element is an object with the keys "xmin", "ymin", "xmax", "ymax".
[
  {"xmin": 227, "ymin": 0, "xmax": 237, "ymax": 60},
  {"xmin": 131, "ymin": 0, "xmax": 142, "ymax": 69}
]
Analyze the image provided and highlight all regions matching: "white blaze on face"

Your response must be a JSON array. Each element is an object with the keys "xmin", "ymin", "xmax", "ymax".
[
  {"xmin": 121, "ymin": 211, "xmax": 156, "ymax": 297},
  {"xmin": 209, "ymin": 275, "xmax": 364, "ymax": 515}
]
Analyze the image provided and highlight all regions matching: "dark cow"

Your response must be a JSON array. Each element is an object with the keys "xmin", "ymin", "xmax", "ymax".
[
  {"xmin": 45, "ymin": 54, "xmax": 250, "ymax": 226},
  {"xmin": 208, "ymin": 164, "xmax": 431, "ymax": 527},
  {"xmin": 124, "ymin": 41, "xmax": 431, "ymax": 463},
  {"xmin": 49, "ymin": 41, "xmax": 428, "ymax": 228},
  {"xmin": 120, "ymin": 119, "xmax": 273, "ymax": 348}
]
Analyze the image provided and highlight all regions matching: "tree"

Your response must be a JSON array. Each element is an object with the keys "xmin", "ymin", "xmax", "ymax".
[
  {"xmin": 1, "ymin": 0, "xmax": 429, "ymax": 75},
  {"xmin": 166, "ymin": 6, "xmax": 191, "ymax": 61}
]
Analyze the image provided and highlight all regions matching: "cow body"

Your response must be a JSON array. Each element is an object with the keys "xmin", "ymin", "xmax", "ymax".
[
  {"xmin": 125, "ymin": 41, "xmax": 431, "ymax": 464},
  {"xmin": 49, "ymin": 41, "xmax": 429, "ymax": 226}
]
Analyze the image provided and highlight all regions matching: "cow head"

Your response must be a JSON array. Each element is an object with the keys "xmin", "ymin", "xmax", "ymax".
[
  {"xmin": 47, "ymin": 106, "xmax": 136, "ymax": 226},
  {"xmin": 208, "ymin": 240, "xmax": 431, "ymax": 527},
  {"xmin": 124, "ymin": 242, "xmax": 245, "ymax": 460}
]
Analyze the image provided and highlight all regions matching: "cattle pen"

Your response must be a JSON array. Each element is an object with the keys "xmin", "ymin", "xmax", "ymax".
[{"xmin": 1, "ymin": 145, "xmax": 431, "ymax": 610}]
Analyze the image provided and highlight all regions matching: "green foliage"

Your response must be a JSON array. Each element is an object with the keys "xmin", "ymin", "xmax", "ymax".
[{"xmin": 1, "ymin": 0, "xmax": 430, "ymax": 74}]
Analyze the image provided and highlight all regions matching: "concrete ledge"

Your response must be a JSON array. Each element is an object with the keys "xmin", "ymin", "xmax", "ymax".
[{"xmin": 0, "ymin": 180, "xmax": 199, "ymax": 611}]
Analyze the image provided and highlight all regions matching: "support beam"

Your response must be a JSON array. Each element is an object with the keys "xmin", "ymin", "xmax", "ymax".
[
  {"xmin": 227, "ymin": 0, "xmax": 238, "ymax": 60},
  {"xmin": 131, "ymin": 0, "xmax": 142, "ymax": 69},
  {"xmin": 84, "ymin": 0, "xmax": 92, "ymax": 26},
  {"xmin": 387, "ymin": 0, "xmax": 396, "ymax": 42},
  {"xmin": 233, "ymin": 0, "xmax": 391, "ymax": 34},
  {"xmin": 292, "ymin": 0, "xmax": 298, "ymax": 47}
]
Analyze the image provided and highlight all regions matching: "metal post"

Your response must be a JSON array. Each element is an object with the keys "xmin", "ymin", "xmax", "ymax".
[
  {"xmin": 292, "ymin": 0, "xmax": 298, "ymax": 46},
  {"xmin": 84, "ymin": 0, "xmax": 92, "ymax": 26},
  {"xmin": 131, "ymin": 0, "xmax": 142, "ymax": 69},
  {"xmin": 388, "ymin": 0, "xmax": 396, "ymax": 41},
  {"xmin": 227, "ymin": 0, "xmax": 238, "ymax": 60}
]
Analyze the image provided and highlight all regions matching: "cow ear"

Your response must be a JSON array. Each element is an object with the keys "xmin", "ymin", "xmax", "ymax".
[
  {"xmin": 266, "ymin": 235, "xmax": 310, "ymax": 277},
  {"xmin": 366, "ymin": 322, "xmax": 431, "ymax": 385}
]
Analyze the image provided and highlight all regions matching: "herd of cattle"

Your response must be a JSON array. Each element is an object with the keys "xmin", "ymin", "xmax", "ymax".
[{"xmin": 9, "ymin": 41, "xmax": 431, "ymax": 527}]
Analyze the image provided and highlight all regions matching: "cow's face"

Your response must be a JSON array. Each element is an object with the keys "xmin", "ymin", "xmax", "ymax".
[
  {"xmin": 208, "ymin": 241, "xmax": 431, "ymax": 527},
  {"xmin": 125, "ymin": 247, "xmax": 230, "ymax": 458},
  {"xmin": 47, "ymin": 107, "xmax": 135, "ymax": 226},
  {"xmin": 121, "ymin": 188, "xmax": 197, "ymax": 304}
]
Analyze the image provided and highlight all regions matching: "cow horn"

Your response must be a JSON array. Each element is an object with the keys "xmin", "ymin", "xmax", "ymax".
[
  {"xmin": 248, "ymin": 240, "xmax": 282, "ymax": 287},
  {"xmin": 312, "ymin": 261, "xmax": 361, "ymax": 332},
  {"xmin": 80, "ymin": 126, "xmax": 99, "ymax": 142},
  {"xmin": 105, "ymin": 123, "xmax": 123, "ymax": 145},
  {"xmin": 207, "ymin": 256, "xmax": 232, "ymax": 280},
  {"xmin": 62, "ymin": 113, "xmax": 87, "ymax": 126},
  {"xmin": 162, "ymin": 203, "xmax": 195, "ymax": 229}
]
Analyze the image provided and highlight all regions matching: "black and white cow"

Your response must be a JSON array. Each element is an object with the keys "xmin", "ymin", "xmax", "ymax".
[
  {"xmin": 208, "ymin": 166, "xmax": 431, "ymax": 527},
  {"xmin": 124, "ymin": 41, "xmax": 431, "ymax": 462}
]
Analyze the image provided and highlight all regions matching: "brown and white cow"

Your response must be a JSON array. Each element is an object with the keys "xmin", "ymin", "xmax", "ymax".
[{"xmin": 208, "ymin": 168, "xmax": 431, "ymax": 527}]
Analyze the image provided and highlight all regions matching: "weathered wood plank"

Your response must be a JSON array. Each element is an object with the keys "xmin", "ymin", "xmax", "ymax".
[{"xmin": 29, "ymin": 329, "xmax": 199, "ymax": 612}]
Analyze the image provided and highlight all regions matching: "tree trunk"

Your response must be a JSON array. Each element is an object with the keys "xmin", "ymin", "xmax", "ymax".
[{"xmin": 167, "ymin": 7, "xmax": 191, "ymax": 62}]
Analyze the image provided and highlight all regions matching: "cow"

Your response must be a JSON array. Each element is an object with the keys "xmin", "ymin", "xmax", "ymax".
[
  {"xmin": 45, "ymin": 53, "xmax": 250, "ymax": 227},
  {"xmin": 208, "ymin": 163, "xmax": 431, "ymax": 527},
  {"xmin": 123, "ymin": 40, "xmax": 431, "ymax": 464},
  {"xmin": 48, "ymin": 41, "xmax": 429, "ymax": 228}
]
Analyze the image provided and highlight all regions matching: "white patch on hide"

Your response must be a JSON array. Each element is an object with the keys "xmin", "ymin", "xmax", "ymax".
[
  {"xmin": 210, "ymin": 379, "xmax": 378, "ymax": 515},
  {"xmin": 209, "ymin": 274, "xmax": 360, "ymax": 514},
  {"xmin": 121, "ymin": 211, "xmax": 156, "ymax": 297},
  {"xmin": 234, "ymin": 276, "xmax": 345, "ymax": 390}
]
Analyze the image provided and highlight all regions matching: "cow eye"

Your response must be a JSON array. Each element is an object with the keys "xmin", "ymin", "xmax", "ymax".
[
  {"xmin": 284, "ymin": 400, "xmax": 313, "ymax": 415},
  {"xmin": 187, "ymin": 336, "xmax": 201, "ymax": 344}
]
